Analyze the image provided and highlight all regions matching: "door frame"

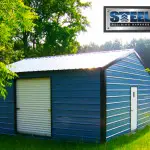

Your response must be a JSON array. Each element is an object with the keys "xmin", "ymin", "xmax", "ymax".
[
  {"xmin": 14, "ymin": 76, "xmax": 52, "ymax": 137},
  {"xmin": 130, "ymin": 87, "xmax": 138, "ymax": 131}
]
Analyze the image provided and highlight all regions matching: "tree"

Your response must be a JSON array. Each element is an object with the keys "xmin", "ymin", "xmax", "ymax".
[
  {"xmin": 78, "ymin": 38, "xmax": 150, "ymax": 69},
  {"xmin": 78, "ymin": 43, "xmax": 101, "ymax": 53},
  {"xmin": 0, "ymin": 0, "xmax": 37, "ymax": 99},
  {"xmin": 78, "ymin": 40, "xmax": 123, "ymax": 53},
  {"xmin": 15, "ymin": 0, "xmax": 91, "ymax": 57},
  {"xmin": 124, "ymin": 39, "xmax": 150, "ymax": 68},
  {"xmin": 100, "ymin": 39, "xmax": 123, "ymax": 51}
]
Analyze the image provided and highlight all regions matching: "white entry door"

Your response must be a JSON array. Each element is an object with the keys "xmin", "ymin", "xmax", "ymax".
[
  {"xmin": 16, "ymin": 78, "xmax": 51, "ymax": 136},
  {"xmin": 131, "ymin": 87, "xmax": 138, "ymax": 131}
]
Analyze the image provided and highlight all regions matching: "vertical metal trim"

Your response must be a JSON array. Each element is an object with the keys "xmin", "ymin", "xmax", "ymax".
[
  {"xmin": 137, "ymin": 87, "xmax": 138, "ymax": 129},
  {"xmin": 100, "ymin": 68, "xmax": 106, "ymax": 143},
  {"xmin": 50, "ymin": 77, "xmax": 52, "ymax": 137},
  {"xmin": 14, "ymin": 79, "xmax": 17, "ymax": 133},
  {"xmin": 130, "ymin": 87, "xmax": 132, "ymax": 132}
]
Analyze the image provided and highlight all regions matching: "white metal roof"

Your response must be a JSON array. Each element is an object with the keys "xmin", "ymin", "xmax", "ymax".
[{"xmin": 9, "ymin": 49, "xmax": 134, "ymax": 73}]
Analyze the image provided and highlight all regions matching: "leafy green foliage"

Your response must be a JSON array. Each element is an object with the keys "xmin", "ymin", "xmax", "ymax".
[
  {"xmin": 0, "ymin": 62, "xmax": 17, "ymax": 99},
  {"xmin": 0, "ymin": 0, "xmax": 37, "ymax": 42},
  {"xmin": 0, "ymin": 0, "xmax": 90, "ymax": 98},
  {"xmin": 0, "ymin": 0, "xmax": 37, "ymax": 99},
  {"xmin": 16, "ymin": 0, "xmax": 91, "ymax": 57},
  {"xmin": 146, "ymin": 68, "xmax": 150, "ymax": 73}
]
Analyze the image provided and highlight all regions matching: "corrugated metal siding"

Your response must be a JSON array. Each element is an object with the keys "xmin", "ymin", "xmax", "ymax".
[
  {"xmin": 9, "ymin": 50, "xmax": 133, "ymax": 73},
  {"xmin": 0, "ymin": 81, "xmax": 15, "ymax": 135},
  {"xmin": 106, "ymin": 53, "xmax": 150, "ymax": 141},
  {"xmin": 18, "ymin": 69, "xmax": 100, "ymax": 142}
]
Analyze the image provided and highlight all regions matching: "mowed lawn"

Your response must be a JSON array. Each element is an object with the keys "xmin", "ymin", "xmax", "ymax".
[{"xmin": 0, "ymin": 126, "xmax": 149, "ymax": 150}]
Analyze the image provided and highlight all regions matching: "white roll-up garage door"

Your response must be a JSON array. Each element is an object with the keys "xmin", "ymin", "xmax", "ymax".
[{"xmin": 16, "ymin": 78, "xmax": 51, "ymax": 136}]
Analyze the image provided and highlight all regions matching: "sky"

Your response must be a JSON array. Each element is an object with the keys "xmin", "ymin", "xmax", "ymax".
[{"xmin": 78, "ymin": 0, "xmax": 150, "ymax": 46}]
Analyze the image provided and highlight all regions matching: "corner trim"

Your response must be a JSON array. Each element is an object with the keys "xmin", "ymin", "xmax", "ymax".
[
  {"xmin": 104, "ymin": 50, "xmax": 146, "ymax": 70},
  {"xmin": 133, "ymin": 50, "xmax": 146, "ymax": 69},
  {"xmin": 14, "ymin": 79, "xmax": 17, "ymax": 133},
  {"xmin": 100, "ymin": 68, "xmax": 106, "ymax": 143},
  {"xmin": 104, "ymin": 51, "xmax": 134, "ymax": 69}
]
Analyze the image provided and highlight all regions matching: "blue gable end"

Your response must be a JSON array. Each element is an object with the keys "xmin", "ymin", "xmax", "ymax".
[
  {"xmin": 0, "ymin": 69, "xmax": 101, "ymax": 142},
  {"xmin": 106, "ymin": 53, "xmax": 150, "ymax": 141}
]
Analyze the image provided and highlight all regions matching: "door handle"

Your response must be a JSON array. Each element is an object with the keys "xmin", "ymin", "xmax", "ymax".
[
  {"xmin": 16, "ymin": 108, "xmax": 20, "ymax": 110},
  {"xmin": 48, "ymin": 109, "xmax": 51, "ymax": 112}
]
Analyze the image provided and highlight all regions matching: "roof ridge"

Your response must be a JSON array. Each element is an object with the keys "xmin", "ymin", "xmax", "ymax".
[
  {"xmin": 9, "ymin": 49, "xmax": 136, "ymax": 73},
  {"xmin": 24, "ymin": 49, "xmax": 134, "ymax": 60}
]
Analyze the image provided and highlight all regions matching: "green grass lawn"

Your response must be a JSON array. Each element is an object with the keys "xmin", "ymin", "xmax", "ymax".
[{"xmin": 0, "ymin": 126, "xmax": 149, "ymax": 150}]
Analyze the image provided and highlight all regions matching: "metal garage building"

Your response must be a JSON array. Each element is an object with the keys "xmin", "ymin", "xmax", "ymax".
[{"xmin": 0, "ymin": 49, "xmax": 150, "ymax": 143}]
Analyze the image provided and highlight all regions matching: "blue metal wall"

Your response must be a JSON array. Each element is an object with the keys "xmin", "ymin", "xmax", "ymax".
[
  {"xmin": 0, "ymin": 82, "xmax": 15, "ymax": 135},
  {"xmin": 51, "ymin": 70, "xmax": 100, "ymax": 142},
  {"xmin": 106, "ymin": 53, "xmax": 150, "ymax": 141},
  {"xmin": 0, "ymin": 69, "xmax": 100, "ymax": 142}
]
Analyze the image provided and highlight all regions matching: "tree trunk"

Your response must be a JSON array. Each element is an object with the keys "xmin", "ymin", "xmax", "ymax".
[{"xmin": 23, "ymin": 31, "xmax": 29, "ymax": 56}]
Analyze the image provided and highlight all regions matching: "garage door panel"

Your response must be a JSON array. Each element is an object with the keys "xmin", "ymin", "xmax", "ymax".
[
  {"xmin": 17, "ymin": 127, "xmax": 51, "ymax": 136},
  {"xmin": 17, "ymin": 114, "xmax": 51, "ymax": 121},
  {"xmin": 17, "ymin": 105, "xmax": 51, "ymax": 108},
  {"xmin": 17, "ymin": 114, "xmax": 51, "ymax": 120},
  {"xmin": 16, "ymin": 78, "xmax": 51, "ymax": 136}
]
